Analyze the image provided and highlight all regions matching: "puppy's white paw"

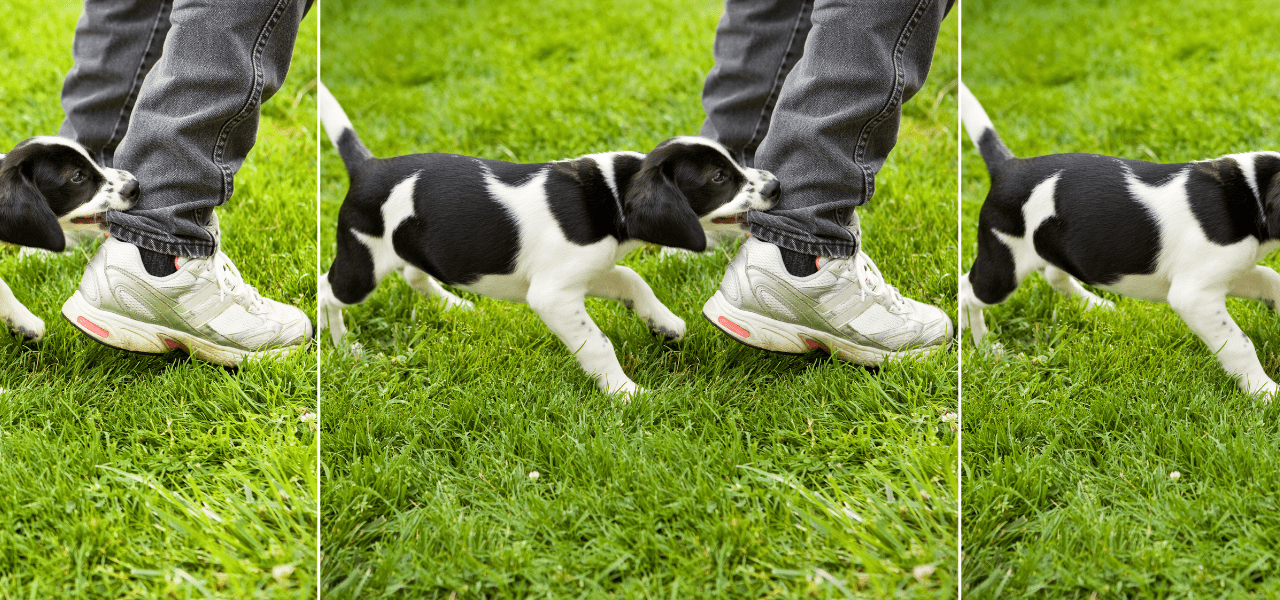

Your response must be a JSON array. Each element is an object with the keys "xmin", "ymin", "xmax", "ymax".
[
  {"xmin": 444, "ymin": 295, "xmax": 474, "ymax": 311},
  {"xmin": 645, "ymin": 314, "xmax": 686, "ymax": 341},
  {"xmin": 3, "ymin": 311, "xmax": 45, "ymax": 342},
  {"xmin": 659, "ymin": 246, "xmax": 698, "ymax": 259},
  {"xmin": 1243, "ymin": 378, "xmax": 1278, "ymax": 402},
  {"xmin": 1086, "ymin": 296, "xmax": 1116, "ymax": 310},
  {"xmin": 602, "ymin": 378, "xmax": 644, "ymax": 400},
  {"xmin": 17, "ymin": 247, "xmax": 55, "ymax": 261}
]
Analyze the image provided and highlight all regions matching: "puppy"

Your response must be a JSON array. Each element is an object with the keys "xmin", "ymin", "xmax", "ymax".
[
  {"xmin": 317, "ymin": 83, "xmax": 779, "ymax": 397},
  {"xmin": 959, "ymin": 82, "xmax": 1280, "ymax": 398},
  {"xmin": 0, "ymin": 137, "xmax": 139, "ymax": 341}
]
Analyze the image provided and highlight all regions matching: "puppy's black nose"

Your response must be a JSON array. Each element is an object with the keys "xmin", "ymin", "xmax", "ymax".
[
  {"xmin": 122, "ymin": 180, "xmax": 140, "ymax": 202},
  {"xmin": 762, "ymin": 179, "xmax": 780, "ymax": 201}
]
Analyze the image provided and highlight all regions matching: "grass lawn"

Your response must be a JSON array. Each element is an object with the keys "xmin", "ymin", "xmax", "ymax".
[
  {"xmin": 0, "ymin": 4, "xmax": 318, "ymax": 598},
  {"xmin": 960, "ymin": 0, "xmax": 1280, "ymax": 597},
  {"xmin": 319, "ymin": 0, "xmax": 958, "ymax": 597}
]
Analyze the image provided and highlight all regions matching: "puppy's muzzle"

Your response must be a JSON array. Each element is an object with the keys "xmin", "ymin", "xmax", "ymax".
[
  {"xmin": 112, "ymin": 172, "xmax": 141, "ymax": 211},
  {"xmin": 760, "ymin": 178, "xmax": 780, "ymax": 207}
]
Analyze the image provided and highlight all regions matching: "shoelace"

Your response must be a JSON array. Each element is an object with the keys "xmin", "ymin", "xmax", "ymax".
[
  {"xmin": 831, "ymin": 252, "xmax": 908, "ymax": 312},
  {"xmin": 205, "ymin": 252, "xmax": 267, "ymax": 311}
]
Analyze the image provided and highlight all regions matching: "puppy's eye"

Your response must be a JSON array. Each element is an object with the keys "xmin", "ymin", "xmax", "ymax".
[
  {"xmin": 70, "ymin": 170, "xmax": 85, "ymax": 184},
  {"xmin": 711, "ymin": 170, "xmax": 727, "ymax": 184}
]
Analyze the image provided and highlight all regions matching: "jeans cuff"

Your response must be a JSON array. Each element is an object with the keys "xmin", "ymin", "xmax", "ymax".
[
  {"xmin": 748, "ymin": 224, "xmax": 859, "ymax": 258},
  {"xmin": 108, "ymin": 224, "xmax": 215, "ymax": 258}
]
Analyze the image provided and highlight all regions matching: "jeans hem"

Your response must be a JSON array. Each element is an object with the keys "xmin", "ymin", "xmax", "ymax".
[
  {"xmin": 108, "ymin": 224, "xmax": 215, "ymax": 258},
  {"xmin": 748, "ymin": 225, "xmax": 858, "ymax": 258}
]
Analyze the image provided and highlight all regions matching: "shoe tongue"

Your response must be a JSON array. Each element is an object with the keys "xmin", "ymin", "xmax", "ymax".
[{"xmin": 816, "ymin": 256, "xmax": 835, "ymax": 270}]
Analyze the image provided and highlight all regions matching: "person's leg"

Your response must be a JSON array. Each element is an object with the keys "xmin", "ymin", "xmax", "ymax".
[
  {"xmin": 60, "ymin": 0, "xmax": 313, "ymax": 364},
  {"xmin": 106, "ymin": 0, "xmax": 306, "ymax": 259},
  {"xmin": 702, "ymin": 0, "xmax": 955, "ymax": 362},
  {"xmin": 748, "ymin": 0, "xmax": 954, "ymax": 260},
  {"xmin": 699, "ymin": 0, "xmax": 811, "ymax": 169},
  {"xmin": 59, "ymin": 0, "xmax": 170, "ymax": 168}
]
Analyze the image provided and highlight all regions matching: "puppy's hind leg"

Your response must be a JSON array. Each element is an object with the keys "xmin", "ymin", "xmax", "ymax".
[
  {"xmin": 527, "ymin": 279, "xmax": 641, "ymax": 399},
  {"xmin": 1169, "ymin": 280, "xmax": 1277, "ymax": 400},
  {"xmin": 1043, "ymin": 265, "xmax": 1114, "ymax": 310},
  {"xmin": 0, "ymin": 278, "xmax": 44, "ymax": 341},
  {"xmin": 402, "ymin": 266, "xmax": 474, "ymax": 311},
  {"xmin": 587, "ymin": 265, "xmax": 685, "ymax": 341}
]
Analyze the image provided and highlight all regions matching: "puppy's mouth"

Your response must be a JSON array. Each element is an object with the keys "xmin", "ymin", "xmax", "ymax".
[
  {"xmin": 711, "ymin": 215, "xmax": 748, "ymax": 225},
  {"xmin": 70, "ymin": 214, "xmax": 107, "ymax": 226}
]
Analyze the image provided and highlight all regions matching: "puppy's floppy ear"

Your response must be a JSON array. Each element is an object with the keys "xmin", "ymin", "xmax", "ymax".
[
  {"xmin": 0, "ymin": 157, "xmax": 65, "ymax": 252},
  {"xmin": 624, "ymin": 150, "xmax": 707, "ymax": 252}
]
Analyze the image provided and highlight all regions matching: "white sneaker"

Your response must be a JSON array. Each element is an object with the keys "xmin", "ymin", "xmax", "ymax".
[
  {"xmin": 62, "ymin": 237, "xmax": 311, "ymax": 365},
  {"xmin": 702, "ymin": 237, "xmax": 952, "ymax": 364}
]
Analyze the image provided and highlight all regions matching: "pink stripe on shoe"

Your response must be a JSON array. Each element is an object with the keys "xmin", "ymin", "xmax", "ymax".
[
  {"xmin": 76, "ymin": 316, "xmax": 109, "ymax": 338},
  {"xmin": 717, "ymin": 316, "xmax": 750, "ymax": 338}
]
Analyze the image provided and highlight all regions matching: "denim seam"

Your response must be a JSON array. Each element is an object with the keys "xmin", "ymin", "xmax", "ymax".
[
  {"xmin": 748, "ymin": 226, "xmax": 848, "ymax": 257},
  {"xmin": 852, "ymin": 0, "xmax": 932, "ymax": 203},
  {"xmin": 744, "ymin": 0, "xmax": 811, "ymax": 166},
  {"xmin": 210, "ymin": 0, "xmax": 289, "ymax": 222},
  {"xmin": 101, "ymin": 0, "xmax": 171, "ymax": 167}
]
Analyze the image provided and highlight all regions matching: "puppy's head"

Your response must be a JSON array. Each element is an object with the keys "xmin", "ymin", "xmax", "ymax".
[
  {"xmin": 624, "ymin": 137, "xmax": 779, "ymax": 252},
  {"xmin": 0, "ymin": 137, "xmax": 139, "ymax": 252}
]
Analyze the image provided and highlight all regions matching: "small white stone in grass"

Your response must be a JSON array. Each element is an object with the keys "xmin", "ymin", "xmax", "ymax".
[
  {"xmin": 271, "ymin": 564, "xmax": 294, "ymax": 583},
  {"xmin": 529, "ymin": 471, "xmax": 540, "ymax": 480},
  {"xmin": 913, "ymin": 564, "xmax": 936, "ymax": 582},
  {"xmin": 1170, "ymin": 471, "xmax": 1181, "ymax": 480}
]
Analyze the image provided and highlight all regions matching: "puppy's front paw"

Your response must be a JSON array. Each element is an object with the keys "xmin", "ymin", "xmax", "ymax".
[
  {"xmin": 1244, "ymin": 378, "xmax": 1278, "ymax": 402},
  {"xmin": 602, "ymin": 378, "xmax": 644, "ymax": 400},
  {"xmin": 443, "ymin": 295, "xmax": 474, "ymax": 311},
  {"xmin": 4, "ymin": 312, "xmax": 45, "ymax": 342},
  {"xmin": 645, "ymin": 311, "xmax": 686, "ymax": 342},
  {"xmin": 1086, "ymin": 296, "xmax": 1116, "ymax": 310}
]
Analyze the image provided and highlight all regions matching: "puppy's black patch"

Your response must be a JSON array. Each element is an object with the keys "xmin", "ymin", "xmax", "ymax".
[
  {"xmin": 542, "ymin": 154, "xmax": 638, "ymax": 245},
  {"xmin": 968, "ymin": 225, "xmax": 1020, "ymax": 304},
  {"xmin": 984, "ymin": 154, "xmax": 1165, "ymax": 286},
  {"xmin": 333, "ymin": 154, "xmax": 523, "ymax": 292},
  {"xmin": 402, "ymin": 155, "xmax": 524, "ymax": 286},
  {"xmin": 1186, "ymin": 156, "xmax": 1264, "ymax": 245}
]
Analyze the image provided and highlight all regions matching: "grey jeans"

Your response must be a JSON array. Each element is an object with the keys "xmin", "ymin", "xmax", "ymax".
[
  {"xmin": 701, "ymin": 0, "xmax": 953, "ymax": 258},
  {"xmin": 59, "ymin": 0, "xmax": 309, "ymax": 258}
]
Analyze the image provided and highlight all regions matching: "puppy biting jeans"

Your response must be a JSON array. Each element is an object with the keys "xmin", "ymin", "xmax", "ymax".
[{"xmin": 0, "ymin": 137, "xmax": 137, "ymax": 340}]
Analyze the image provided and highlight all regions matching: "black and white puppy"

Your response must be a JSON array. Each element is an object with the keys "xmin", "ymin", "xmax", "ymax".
[
  {"xmin": 0, "ymin": 136, "xmax": 139, "ymax": 340},
  {"xmin": 959, "ymin": 82, "xmax": 1280, "ymax": 398},
  {"xmin": 317, "ymin": 83, "xmax": 779, "ymax": 397}
]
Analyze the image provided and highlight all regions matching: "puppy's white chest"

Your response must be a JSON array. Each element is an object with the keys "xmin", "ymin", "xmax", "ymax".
[
  {"xmin": 1096, "ymin": 274, "xmax": 1170, "ymax": 302},
  {"xmin": 456, "ymin": 274, "xmax": 529, "ymax": 302}
]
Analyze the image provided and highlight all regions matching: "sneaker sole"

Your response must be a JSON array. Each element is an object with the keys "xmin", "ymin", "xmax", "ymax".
[
  {"xmin": 701, "ymin": 291, "xmax": 946, "ymax": 366},
  {"xmin": 61, "ymin": 290, "xmax": 302, "ymax": 367}
]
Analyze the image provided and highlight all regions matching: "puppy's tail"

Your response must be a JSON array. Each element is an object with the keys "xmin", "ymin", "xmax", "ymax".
[
  {"xmin": 959, "ymin": 81, "xmax": 1015, "ymax": 169},
  {"xmin": 318, "ymin": 81, "xmax": 374, "ymax": 172}
]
